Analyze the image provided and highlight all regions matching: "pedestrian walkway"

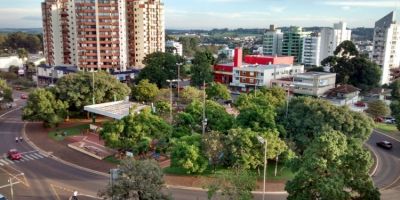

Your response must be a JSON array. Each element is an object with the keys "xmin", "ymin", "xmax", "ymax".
[{"xmin": 0, "ymin": 151, "xmax": 46, "ymax": 166}]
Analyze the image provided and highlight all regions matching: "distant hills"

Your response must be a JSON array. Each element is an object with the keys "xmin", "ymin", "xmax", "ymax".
[{"xmin": 0, "ymin": 28, "xmax": 42, "ymax": 34}]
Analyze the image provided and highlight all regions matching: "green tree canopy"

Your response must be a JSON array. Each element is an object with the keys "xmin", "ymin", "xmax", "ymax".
[
  {"xmin": 333, "ymin": 40, "xmax": 359, "ymax": 58},
  {"xmin": 206, "ymin": 82, "xmax": 230, "ymax": 101},
  {"xmin": 224, "ymin": 128, "xmax": 287, "ymax": 170},
  {"xmin": 99, "ymin": 159, "xmax": 169, "ymax": 200},
  {"xmin": 180, "ymin": 86, "xmax": 204, "ymax": 104},
  {"xmin": 390, "ymin": 100, "xmax": 400, "ymax": 130},
  {"xmin": 53, "ymin": 71, "xmax": 130, "ymax": 115},
  {"xmin": 284, "ymin": 97, "xmax": 374, "ymax": 152},
  {"xmin": 137, "ymin": 52, "xmax": 184, "ymax": 88},
  {"xmin": 390, "ymin": 79, "xmax": 400, "ymax": 100},
  {"xmin": 170, "ymin": 133, "xmax": 208, "ymax": 174},
  {"xmin": 0, "ymin": 78, "xmax": 13, "ymax": 103},
  {"xmin": 132, "ymin": 79, "xmax": 159, "ymax": 102},
  {"xmin": 100, "ymin": 109, "xmax": 172, "ymax": 154},
  {"xmin": 191, "ymin": 51, "xmax": 214, "ymax": 87},
  {"xmin": 366, "ymin": 100, "xmax": 390, "ymax": 119},
  {"xmin": 22, "ymin": 88, "xmax": 68, "ymax": 127}
]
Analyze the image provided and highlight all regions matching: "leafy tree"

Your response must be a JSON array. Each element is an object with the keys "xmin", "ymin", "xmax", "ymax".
[
  {"xmin": 206, "ymin": 82, "xmax": 230, "ymax": 101},
  {"xmin": 132, "ymin": 79, "xmax": 159, "ymax": 103},
  {"xmin": 170, "ymin": 134, "xmax": 208, "ymax": 174},
  {"xmin": 191, "ymin": 51, "xmax": 214, "ymax": 87},
  {"xmin": 22, "ymin": 88, "xmax": 68, "ymax": 127},
  {"xmin": 137, "ymin": 52, "xmax": 183, "ymax": 88},
  {"xmin": 100, "ymin": 109, "xmax": 172, "ymax": 154},
  {"xmin": 17, "ymin": 48, "xmax": 28, "ymax": 60},
  {"xmin": 390, "ymin": 100, "xmax": 400, "ymax": 130},
  {"xmin": 155, "ymin": 88, "xmax": 170, "ymax": 102},
  {"xmin": 286, "ymin": 130, "xmax": 379, "ymax": 200},
  {"xmin": 8, "ymin": 65, "xmax": 19, "ymax": 74},
  {"xmin": 206, "ymin": 168, "xmax": 257, "ymax": 200},
  {"xmin": 183, "ymin": 100, "xmax": 234, "ymax": 132},
  {"xmin": 178, "ymin": 36, "xmax": 200, "ymax": 57},
  {"xmin": 154, "ymin": 100, "xmax": 171, "ymax": 117},
  {"xmin": 390, "ymin": 79, "xmax": 400, "ymax": 100},
  {"xmin": 216, "ymin": 52, "xmax": 228, "ymax": 64},
  {"xmin": 0, "ymin": 78, "xmax": 13, "ymax": 103},
  {"xmin": 366, "ymin": 100, "xmax": 390, "ymax": 119},
  {"xmin": 235, "ymin": 87, "xmax": 286, "ymax": 110},
  {"xmin": 284, "ymin": 97, "xmax": 374, "ymax": 152},
  {"xmin": 237, "ymin": 103, "xmax": 276, "ymax": 132},
  {"xmin": 224, "ymin": 128, "xmax": 287, "ymax": 170},
  {"xmin": 202, "ymin": 130, "xmax": 224, "ymax": 171},
  {"xmin": 322, "ymin": 41, "xmax": 381, "ymax": 91},
  {"xmin": 180, "ymin": 86, "xmax": 204, "ymax": 104},
  {"xmin": 99, "ymin": 159, "xmax": 169, "ymax": 200},
  {"xmin": 53, "ymin": 71, "xmax": 130, "ymax": 115}
]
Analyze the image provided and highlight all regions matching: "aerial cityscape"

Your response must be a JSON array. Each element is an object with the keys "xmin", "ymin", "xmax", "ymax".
[{"xmin": 1, "ymin": 0, "xmax": 400, "ymax": 199}]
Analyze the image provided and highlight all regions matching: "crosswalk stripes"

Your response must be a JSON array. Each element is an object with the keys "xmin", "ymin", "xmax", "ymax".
[{"xmin": 0, "ymin": 152, "xmax": 46, "ymax": 166}]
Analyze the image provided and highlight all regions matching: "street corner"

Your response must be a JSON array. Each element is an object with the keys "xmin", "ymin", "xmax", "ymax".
[{"xmin": 50, "ymin": 184, "xmax": 101, "ymax": 200}]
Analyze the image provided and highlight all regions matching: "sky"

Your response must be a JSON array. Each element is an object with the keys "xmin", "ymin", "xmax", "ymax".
[{"xmin": 0, "ymin": 0, "xmax": 399, "ymax": 29}]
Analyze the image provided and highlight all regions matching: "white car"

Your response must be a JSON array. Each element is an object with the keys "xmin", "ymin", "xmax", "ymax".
[
  {"xmin": 384, "ymin": 117, "xmax": 396, "ymax": 124},
  {"xmin": 0, "ymin": 194, "xmax": 8, "ymax": 200}
]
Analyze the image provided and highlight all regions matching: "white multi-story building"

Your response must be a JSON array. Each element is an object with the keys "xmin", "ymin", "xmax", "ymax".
[
  {"xmin": 263, "ymin": 25, "xmax": 283, "ymax": 56},
  {"xmin": 218, "ymin": 47, "xmax": 235, "ymax": 59},
  {"xmin": 320, "ymin": 22, "xmax": 352, "ymax": 62},
  {"xmin": 230, "ymin": 64, "xmax": 304, "ymax": 92},
  {"xmin": 41, "ymin": 0, "xmax": 165, "ymax": 71},
  {"xmin": 372, "ymin": 12, "xmax": 400, "ymax": 85},
  {"xmin": 302, "ymin": 33, "xmax": 321, "ymax": 66},
  {"xmin": 166, "ymin": 40, "xmax": 183, "ymax": 56},
  {"xmin": 293, "ymin": 72, "xmax": 336, "ymax": 97}
]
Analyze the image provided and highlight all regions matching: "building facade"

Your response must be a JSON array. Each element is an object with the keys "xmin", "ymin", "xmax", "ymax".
[
  {"xmin": 302, "ymin": 32, "xmax": 321, "ymax": 67},
  {"xmin": 372, "ymin": 12, "xmax": 400, "ymax": 85},
  {"xmin": 282, "ymin": 27, "xmax": 310, "ymax": 64},
  {"xmin": 166, "ymin": 40, "xmax": 183, "ymax": 56},
  {"xmin": 293, "ymin": 72, "xmax": 336, "ymax": 97},
  {"xmin": 230, "ymin": 64, "xmax": 304, "ymax": 92},
  {"xmin": 262, "ymin": 25, "xmax": 283, "ymax": 56},
  {"xmin": 41, "ymin": 0, "xmax": 165, "ymax": 71},
  {"xmin": 320, "ymin": 22, "xmax": 352, "ymax": 63}
]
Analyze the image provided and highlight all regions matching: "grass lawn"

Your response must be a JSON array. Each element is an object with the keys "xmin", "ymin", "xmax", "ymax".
[
  {"xmin": 104, "ymin": 155, "xmax": 121, "ymax": 164},
  {"xmin": 163, "ymin": 162, "xmax": 294, "ymax": 181},
  {"xmin": 48, "ymin": 124, "xmax": 89, "ymax": 141},
  {"xmin": 376, "ymin": 123, "xmax": 399, "ymax": 134}
]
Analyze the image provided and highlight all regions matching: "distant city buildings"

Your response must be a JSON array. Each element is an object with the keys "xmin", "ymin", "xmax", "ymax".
[
  {"xmin": 218, "ymin": 47, "xmax": 236, "ymax": 60},
  {"xmin": 41, "ymin": 0, "xmax": 165, "ymax": 71},
  {"xmin": 281, "ymin": 26, "xmax": 311, "ymax": 64},
  {"xmin": 302, "ymin": 33, "xmax": 322, "ymax": 66},
  {"xmin": 320, "ymin": 22, "xmax": 352, "ymax": 61},
  {"xmin": 262, "ymin": 25, "xmax": 283, "ymax": 56},
  {"xmin": 166, "ymin": 40, "xmax": 183, "ymax": 56},
  {"xmin": 372, "ymin": 12, "xmax": 400, "ymax": 85}
]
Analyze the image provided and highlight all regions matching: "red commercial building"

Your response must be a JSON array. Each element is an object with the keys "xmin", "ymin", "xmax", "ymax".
[{"xmin": 214, "ymin": 48, "xmax": 294, "ymax": 84}]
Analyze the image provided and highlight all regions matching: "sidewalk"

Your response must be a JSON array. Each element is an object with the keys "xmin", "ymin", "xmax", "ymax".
[{"xmin": 25, "ymin": 120, "xmax": 116, "ymax": 173}]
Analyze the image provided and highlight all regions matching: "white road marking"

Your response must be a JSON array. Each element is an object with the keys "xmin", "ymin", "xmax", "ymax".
[
  {"xmin": 34, "ymin": 153, "xmax": 44, "ymax": 158},
  {"xmin": 24, "ymin": 155, "xmax": 34, "ymax": 160}
]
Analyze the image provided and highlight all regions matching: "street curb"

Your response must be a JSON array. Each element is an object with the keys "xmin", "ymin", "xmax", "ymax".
[
  {"xmin": 365, "ymin": 143, "xmax": 379, "ymax": 177},
  {"xmin": 166, "ymin": 185, "xmax": 288, "ymax": 194},
  {"xmin": 22, "ymin": 122, "xmax": 109, "ymax": 177},
  {"xmin": 374, "ymin": 129, "xmax": 400, "ymax": 142}
]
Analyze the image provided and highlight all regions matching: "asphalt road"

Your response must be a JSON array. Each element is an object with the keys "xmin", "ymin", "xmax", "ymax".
[{"xmin": 368, "ymin": 131, "xmax": 400, "ymax": 190}]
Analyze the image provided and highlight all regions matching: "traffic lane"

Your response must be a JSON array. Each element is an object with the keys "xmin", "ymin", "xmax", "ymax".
[
  {"xmin": 166, "ymin": 188, "xmax": 287, "ymax": 200},
  {"xmin": 0, "ymin": 111, "xmax": 33, "ymax": 154},
  {"xmin": 15, "ymin": 157, "xmax": 107, "ymax": 196},
  {"xmin": 368, "ymin": 132, "xmax": 400, "ymax": 189}
]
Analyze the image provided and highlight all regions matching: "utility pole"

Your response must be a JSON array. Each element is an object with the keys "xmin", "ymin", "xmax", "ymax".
[
  {"xmin": 263, "ymin": 139, "xmax": 267, "ymax": 200},
  {"xmin": 275, "ymin": 156, "xmax": 279, "ymax": 177},
  {"xmin": 92, "ymin": 71, "xmax": 96, "ymax": 124},
  {"xmin": 177, "ymin": 63, "xmax": 182, "ymax": 104},
  {"xmin": 169, "ymin": 80, "xmax": 173, "ymax": 123},
  {"xmin": 202, "ymin": 81, "xmax": 207, "ymax": 134}
]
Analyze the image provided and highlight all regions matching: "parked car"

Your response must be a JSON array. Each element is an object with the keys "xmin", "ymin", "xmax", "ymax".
[
  {"xmin": 375, "ymin": 117, "xmax": 384, "ymax": 123},
  {"xmin": 0, "ymin": 194, "xmax": 8, "ymax": 200},
  {"xmin": 384, "ymin": 117, "xmax": 396, "ymax": 124},
  {"xmin": 355, "ymin": 101, "xmax": 366, "ymax": 107},
  {"xmin": 7, "ymin": 149, "xmax": 22, "ymax": 160},
  {"xmin": 376, "ymin": 141, "xmax": 393, "ymax": 149},
  {"xmin": 20, "ymin": 94, "xmax": 28, "ymax": 99}
]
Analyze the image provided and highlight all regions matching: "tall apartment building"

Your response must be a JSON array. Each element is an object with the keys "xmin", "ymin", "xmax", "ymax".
[
  {"xmin": 262, "ymin": 25, "xmax": 283, "ymax": 56},
  {"xmin": 302, "ymin": 32, "xmax": 321, "ymax": 66},
  {"xmin": 166, "ymin": 40, "xmax": 183, "ymax": 56},
  {"xmin": 372, "ymin": 12, "xmax": 400, "ymax": 85},
  {"xmin": 41, "ymin": 0, "xmax": 165, "ymax": 71},
  {"xmin": 282, "ymin": 27, "xmax": 310, "ymax": 64},
  {"xmin": 320, "ymin": 22, "xmax": 352, "ymax": 62}
]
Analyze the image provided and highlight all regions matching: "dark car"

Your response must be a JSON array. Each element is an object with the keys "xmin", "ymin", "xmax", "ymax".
[
  {"xmin": 7, "ymin": 149, "xmax": 22, "ymax": 160},
  {"xmin": 376, "ymin": 141, "xmax": 393, "ymax": 149},
  {"xmin": 0, "ymin": 194, "xmax": 8, "ymax": 200}
]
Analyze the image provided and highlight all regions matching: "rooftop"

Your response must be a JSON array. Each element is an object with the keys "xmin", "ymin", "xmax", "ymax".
[
  {"xmin": 295, "ymin": 71, "xmax": 336, "ymax": 77},
  {"xmin": 326, "ymin": 84, "xmax": 360, "ymax": 96},
  {"xmin": 84, "ymin": 101, "xmax": 148, "ymax": 120}
]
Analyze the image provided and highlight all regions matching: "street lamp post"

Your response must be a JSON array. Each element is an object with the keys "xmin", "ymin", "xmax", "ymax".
[
  {"xmin": 176, "ymin": 62, "xmax": 182, "ymax": 104},
  {"xmin": 202, "ymin": 81, "xmax": 207, "ymax": 134},
  {"xmin": 166, "ymin": 79, "xmax": 178, "ymax": 123},
  {"xmin": 285, "ymin": 84, "xmax": 295, "ymax": 119},
  {"xmin": 257, "ymin": 136, "xmax": 267, "ymax": 200}
]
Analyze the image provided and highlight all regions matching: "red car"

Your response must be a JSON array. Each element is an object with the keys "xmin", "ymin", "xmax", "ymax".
[
  {"xmin": 355, "ymin": 101, "xmax": 366, "ymax": 107},
  {"xmin": 20, "ymin": 94, "xmax": 28, "ymax": 99},
  {"xmin": 7, "ymin": 149, "xmax": 22, "ymax": 160}
]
